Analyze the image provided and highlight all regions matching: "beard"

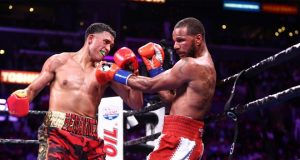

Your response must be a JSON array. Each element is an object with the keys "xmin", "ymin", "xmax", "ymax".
[{"xmin": 186, "ymin": 40, "xmax": 196, "ymax": 57}]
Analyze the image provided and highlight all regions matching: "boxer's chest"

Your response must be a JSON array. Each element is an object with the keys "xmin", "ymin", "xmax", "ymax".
[{"xmin": 54, "ymin": 61, "xmax": 97, "ymax": 91}]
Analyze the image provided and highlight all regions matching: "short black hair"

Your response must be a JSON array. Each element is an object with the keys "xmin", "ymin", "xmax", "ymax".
[
  {"xmin": 174, "ymin": 17, "xmax": 205, "ymax": 39},
  {"xmin": 85, "ymin": 23, "xmax": 116, "ymax": 40}
]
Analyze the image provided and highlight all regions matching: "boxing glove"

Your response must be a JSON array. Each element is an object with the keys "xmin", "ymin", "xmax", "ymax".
[
  {"xmin": 138, "ymin": 42, "xmax": 165, "ymax": 77},
  {"xmin": 114, "ymin": 47, "xmax": 139, "ymax": 75},
  {"xmin": 7, "ymin": 89, "xmax": 29, "ymax": 117},
  {"xmin": 95, "ymin": 62, "xmax": 133, "ymax": 85}
]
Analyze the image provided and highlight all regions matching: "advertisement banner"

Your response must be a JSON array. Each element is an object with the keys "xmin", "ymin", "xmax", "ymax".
[{"xmin": 98, "ymin": 97, "xmax": 123, "ymax": 160}]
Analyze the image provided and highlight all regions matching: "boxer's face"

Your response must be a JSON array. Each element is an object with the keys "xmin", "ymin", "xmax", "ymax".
[
  {"xmin": 172, "ymin": 27, "xmax": 196, "ymax": 58},
  {"xmin": 186, "ymin": 40, "xmax": 196, "ymax": 58},
  {"xmin": 87, "ymin": 31, "xmax": 115, "ymax": 62}
]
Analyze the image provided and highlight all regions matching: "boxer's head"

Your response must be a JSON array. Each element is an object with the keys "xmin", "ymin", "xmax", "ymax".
[
  {"xmin": 173, "ymin": 17, "xmax": 205, "ymax": 58},
  {"xmin": 174, "ymin": 17, "xmax": 205, "ymax": 40},
  {"xmin": 85, "ymin": 23, "xmax": 116, "ymax": 62},
  {"xmin": 85, "ymin": 23, "xmax": 116, "ymax": 41}
]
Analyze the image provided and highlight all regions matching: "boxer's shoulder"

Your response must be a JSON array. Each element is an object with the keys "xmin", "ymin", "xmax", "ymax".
[
  {"xmin": 54, "ymin": 52, "xmax": 73, "ymax": 61},
  {"xmin": 50, "ymin": 52, "xmax": 72, "ymax": 64},
  {"xmin": 42, "ymin": 52, "xmax": 71, "ymax": 72}
]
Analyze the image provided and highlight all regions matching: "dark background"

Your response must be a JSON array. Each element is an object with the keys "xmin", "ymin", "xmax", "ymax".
[{"xmin": 0, "ymin": 0, "xmax": 300, "ymax": 159}]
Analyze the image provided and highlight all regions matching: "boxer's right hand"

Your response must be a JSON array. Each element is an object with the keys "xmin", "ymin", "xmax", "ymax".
[
  {"xmin": 7, "ymin": 89, "xmax": 29, "ymax": 117},
  {"xmin": 138, "ymin": 42, "xmax": 165, "ymax": 77},
  {"xmin": 95, "ymin": 62, "xmax": 133, "ymax": 85},
  {"xmin": 114, "ymin": 47, "xmax": 139, "ymax": 75}
]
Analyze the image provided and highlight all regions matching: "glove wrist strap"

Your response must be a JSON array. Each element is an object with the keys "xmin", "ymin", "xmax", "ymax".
[
  {"xmin": 149, "ymin": 67, "xmax": 164, "ymax": 77},
  {"xmin": 114, "ymin": 69, "xmax": 133, "ymax": 85}
]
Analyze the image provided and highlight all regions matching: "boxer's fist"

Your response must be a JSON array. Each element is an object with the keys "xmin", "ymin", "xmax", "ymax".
[
  {"xmin": 95, "ymin": 62, "xmax": 119, "ymax": 84},
  {"xmin": 95, "ymin": 62, "xmax": 133, "ymax": 85},
  {"xmin": 114, "ymin": 47, "xmax": 139, "ymax": 75},
  {"xmin": 138, "ymin": 42, "xmax": 165, "ymax": 77},
  {"xmin": 7, "ymin": 89, "xmax": 29, "ymax": 117}
]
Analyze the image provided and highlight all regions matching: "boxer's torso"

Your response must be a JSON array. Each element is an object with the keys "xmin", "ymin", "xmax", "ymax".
[
  {"xmin": 170, "ymin": 53, "xmax": 216, "ymax": 121},
  {"xmin": 48, "ymin": 52, "xmax": 106, "ymax": 118}
]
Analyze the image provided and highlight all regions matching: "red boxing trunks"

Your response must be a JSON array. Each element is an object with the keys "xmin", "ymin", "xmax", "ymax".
[
  {"xmin": 147, "ymin": 115, "xmax": 204, "ymax": 160},
  {"xmin": 38, "ymin": 111, "xmax": 105, "ymax": 160}
]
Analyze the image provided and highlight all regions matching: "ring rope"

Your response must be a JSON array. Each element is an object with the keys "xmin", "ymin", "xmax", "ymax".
[
  {"xmin": 1, "ymin": 85, "xmax": 299, "ymax": 145},
  {"xmin": 124, "ymin": 84, "xmax": 300, "ymax": 146},
  {"xmin": 0, "ymin": 139, "xmax": 39, "ymax": 144},
  {"xmin": 220, "ymin": 43, "xmax": 300, "ymax": 85},
  {"xmin": 205, "ymin": 84, "xmax": 300, "ymax": 121},
  {"xmin": 124, "ymin": 132, "xmax": 161, "ymax": 146},
  {"xmin": 0, "ymin": 133, "xmax": 161, "ymax": 147},
  {"xmin": 215, "ymin": 43, "xmax": 299, "ymax": 158},
  {"xmin": 0, "ymin": 101, "xmax": 165, "ymax": 118},
  {"xmin": 222, "ymin": 70, "xmax": 245, "ymax": 159},
  {"xmin": 0, "ymin": 110, "xmax": 47, "ymax": 115},
  {"xmin": 241, "ymin": 84, "xmax": 300, "ymax": 114},
  {"xmin": 123, "ymin": 101, "xmax": 165, "ymax": 117},
  {"xmin": 0, "ymin": 101, "xmax": 165, "ymax": 145}
]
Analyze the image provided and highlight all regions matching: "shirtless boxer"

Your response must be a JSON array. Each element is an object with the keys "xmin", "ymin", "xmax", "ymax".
[
  {"xmin": 96, "ymin": 17, "xmax": 216, "ymax": 160},
  {"xmin": 7, "ymin": 23, "xmax": 143, "ymax": 160}
]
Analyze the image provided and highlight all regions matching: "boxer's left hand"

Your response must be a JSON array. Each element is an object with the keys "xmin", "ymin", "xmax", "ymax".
[{"xmin": 138, "ymin": 42, "xmax": 165, "ymax": 77}]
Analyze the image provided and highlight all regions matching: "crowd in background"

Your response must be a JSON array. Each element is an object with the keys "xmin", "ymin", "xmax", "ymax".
[{"xmin": 0, "ymin": 1, "xmax": 299, "ymax": 159}]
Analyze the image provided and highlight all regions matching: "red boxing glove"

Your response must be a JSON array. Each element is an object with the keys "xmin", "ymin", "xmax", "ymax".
[
  {"xmin": 114, "ymin": 47, "xmax": 139, "ymax": 75},
  {"xmin": 138, "ymin": 42, "xmax": 165, "ymax": 77},
  {"xmin": 7, "ymin": 90, "xmax": 29, "ymax": 117},
  {"xmin": 95, "ymin": 62, "xmax": 119, "ymax": 84},
  {"xmin": 95, "ymin": 62, "xmax": 133, "ymax": 85}
]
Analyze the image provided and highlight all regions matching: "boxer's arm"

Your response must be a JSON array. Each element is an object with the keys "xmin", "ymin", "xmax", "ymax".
[
  {"xmin": 158, "ymin": 90, "xmax": 175, "ymax": 104},
  {"xmin": 138, "ymin": 42, "xmax": 174, "ymax": 102},
  {"xmin": 7, "ymin": 54, "xmax": 58, "ymax": 116},
  {"xmin": 111, "ymin": 82, "xmax": 143, "ymax": 110},
  {"xmin": 108, "ymin": 47, "xmax": 143, "ymax": 110},
  {"xmin": 25, "ymin": 55, "xmax": 57, "ymax": 101},
  {"xmin": 127, "ymin": 58, "xmax": 192, "ymax": 92}
]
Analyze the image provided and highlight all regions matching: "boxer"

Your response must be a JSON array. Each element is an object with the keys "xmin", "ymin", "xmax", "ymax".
[
  {"xmin": 7, "ymin": 23, "xmax": 143, "ymax": 160},
  {"xmin": 98, "ymin": 17, "xmax": 216, "ymax": 160}
]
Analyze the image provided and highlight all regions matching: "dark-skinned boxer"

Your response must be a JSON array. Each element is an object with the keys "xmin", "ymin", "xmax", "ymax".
[{"xmin": 97, "ymin": 17, "xmax": 216, "ymax": 160}]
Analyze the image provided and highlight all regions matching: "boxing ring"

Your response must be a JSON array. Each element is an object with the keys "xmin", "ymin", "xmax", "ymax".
[{"xmin": 0, "ymin": 43, "xmax": 300, "ymax": 159}]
